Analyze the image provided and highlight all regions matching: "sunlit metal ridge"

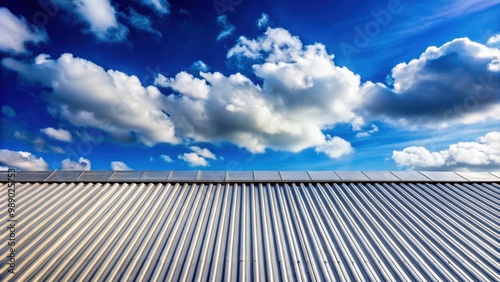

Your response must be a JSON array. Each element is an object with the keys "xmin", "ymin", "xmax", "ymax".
[{"xmin": 1, "ymin": 170, "xmax": 499, "ymax": 183}]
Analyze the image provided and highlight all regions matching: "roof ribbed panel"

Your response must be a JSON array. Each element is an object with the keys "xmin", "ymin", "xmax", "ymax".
[{"xmin": 1, "ymin": 180, "xmax": 498, "ymax": 281}]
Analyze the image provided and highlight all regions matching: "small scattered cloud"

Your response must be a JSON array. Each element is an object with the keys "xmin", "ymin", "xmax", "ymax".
[
  {"xmin": 178, "ymin": 146, "xmax": 217, "ymax": 166},
  {"xmin": 137, "ymin": 0, "xmax": 170, "ymax": 15},
  {"xmin": 40, "ymin": 127, "xmax": 73, "ymax": 142},
  {"xmin": 160, "ymin": 154, "xmax": 173, "ymax": 163},
  {"xmin": 487, "ymin": 34, "xmax": 500, "ymax": 47},
  {"xmin": 13, "ymin": 130, "xmax": 66, "ymax": 154},
  {"xmin": 257, "ymin": 13, "xmax": 269, "ymax": 29},
  {"xmin": 111, "ymin": 161, "xmax": 132, "ymax": 170},
  {"xmin": 356, "ymin": 124, "xmax": 379, "ymax": 138},
  {"xmin": 1, "ymin": 106, "xmax": 16, "ymax": 118},
  {"xmin": 192, "ymin": 60, "xmax": 210, "ymax": 72},
  {"xmin": 314, "ymin": 135, "xmax": 354, "ymax": 159},
  {"xmin": 189, "ymin": 146, "xmax": 216, "ymax": 159},
  {"xmin": 179, "ymin": 152, "xmax": 208, "ymax": 167},
  {"xmin": 216, "ymin": 15, "xmax": 235, "ymax": 41},
  {"xmin": 61, "ymin": 157, "xmax": 91, "ymax": 170},
  {"xmin": 122, "ymin": 8, "xmax": 162, "ymax": 38},
  {"xmin": 0, "ymin": 149, "xmax": 49, "ymax": 171},
  {"xmin": 392, "ymin": 131, "xmax": 500, "ymax": 170},
  {"xmin": 53, "ymin": 0, "xmax": 128, "ymax": 41},
  {"xmin": 0, "ymin": 7, "xmax": 48, "ymax": 54}
]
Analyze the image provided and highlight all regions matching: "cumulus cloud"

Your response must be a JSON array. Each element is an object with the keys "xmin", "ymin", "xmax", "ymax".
[
  {"xmin": 362, "ymin": 37, "xmax": 500, "ymax": 128},
  {"xmin": 0, "ymin": 149, "xmax": 49, "ymax": 171},
  {"xmin": 155, "ymin": 71, "xmax": 210, "ymax": 99},
  {"xmin": 257, "ymin": 13, "xmax": 269, "ymax": 29},
  {"xmin": 192, "ymin": 60, "xmax": 210, "ymax": 72},
  {"xmin": 54, "ymin": 0, "xmax": 128, "ymax": 41},
  {"xmin": 487, "ymin": 34, "xmax": 500, "ymax": 47},
  {"xmin": 179, "ymin": 152, "xmax": 208, "ymax": 167},
  {"xmin": 393, "ymin": 131, "xmax": 500, "ymax": 170},
  {"xmin": 0, "ymin": 7, "xmax": 48, "ymax": 54},
  {"xmin": 314, "ymin": 135, "xmax": 354, "ymax": 159},
  {"xmin": 40, "ymin": 127, "xmax": 73, "ymax": 142},
  {"xmin": 356, "ymin": 124, "xmax": 379, "ymax": 138},
  {"xmin": 61, "ymin": 157, "xmax": 91, "ymax": 170},
  {"xmin": 160, "ymin": 154, "xmax": 173, "ymax": 163},
  {"xmin": 3, "ymin": 26, "xmax": 375, "ymax": 158},
  {"xmin": 189, "ymin": 146, "xmax": 216, "ymax": 159},
  {"xmin": 138, "ymin": 0, "xmax": 170, "ymax": 15},
  {"xmin": 216, "ymin": 15, "xmax": 235, "ymax": 41},
  {"xmin": 122, "ymin": 8, "xmax": 162, "ymax": 38},
  {"xmin": 178, "ymin": 146, "xmax": 216, "ymax": 166},
  {"xmin": 2, "ymin": 53, "xmax": 177, "ymax": 146},
  {"xmin": 111, "ymin": 161, "xmax": 132, "ymax": 170},
  {"xmin": 157, "ymin": 27, "xmax": 363, "ymax": 153},
  {"xmin": 1, "ymin": 106, "xmax": 16, "ymax": 118}
]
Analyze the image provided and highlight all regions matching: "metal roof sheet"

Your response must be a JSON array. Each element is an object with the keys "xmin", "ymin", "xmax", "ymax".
[
  {"xmin": 335, "ymin": 171, "xmax": 370, "ymax": 181},
  {"xmin": 3, "ymin": 170, "xmax": 500, "ymax": 183},
  {"xmin": 0, "ymin": 178, "xmax": 498, "ymax": 281},
  {"xmin": 279, "ymin": 171, "xmax": 311, "ymax": 181},
  {"xmin": 418, "ymin": 171, "xmax": 468, "ymax": 182},
  {"xmin": 390, "ymin": 171, "xmax": 431, "ymax": 182},
  {"xmin": 307, "ymin": 171, "xmax": 340, "ymax": 181},
  {"xmin": 454, "ymin": 171, "xmax": 500, "ymax": 182},
  {"xmin": 362, "ymin": 171, "xmax": 400, "ymax": 182},
  {"xmin": 140, "ymin": 170, "xmax": 172, "ymax": 181}
]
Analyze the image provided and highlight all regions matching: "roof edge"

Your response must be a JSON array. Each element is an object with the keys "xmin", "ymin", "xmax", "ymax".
[{"xmin": 1, "ymin": 170, "xmax": 499, "ymax": 183}]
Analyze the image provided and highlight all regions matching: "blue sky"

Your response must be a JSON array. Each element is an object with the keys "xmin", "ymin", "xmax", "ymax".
[{"xmin": 0, "ymin": 0, "xmax": 499, "ymax": 171}]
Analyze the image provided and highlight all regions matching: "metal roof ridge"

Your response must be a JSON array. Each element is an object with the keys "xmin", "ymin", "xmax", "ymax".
[{"xmin": 1, "ymin": 170, "xmax": 499, "ymax": 183}]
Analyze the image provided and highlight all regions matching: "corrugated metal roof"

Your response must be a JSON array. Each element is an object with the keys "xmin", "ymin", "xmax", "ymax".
[{"xmin": 0, "ymin": 172, "xmax": 498, "ymax": 281}]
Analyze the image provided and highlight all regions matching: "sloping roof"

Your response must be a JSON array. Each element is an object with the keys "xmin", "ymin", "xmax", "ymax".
[{"xmin": 1, "ymin": 171, "xmax": 498, "ymax": 281}]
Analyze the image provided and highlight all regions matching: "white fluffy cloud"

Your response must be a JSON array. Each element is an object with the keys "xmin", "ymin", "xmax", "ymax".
[
  {"xmin": 0, "ymin": 7, "xmax": 48, "ymax": 54},
  {"xmin": 160, "ymin": 154, "xmax": 173, "ymax": 163},
  {"xmin": 393, "ymin": 131, "xmax": 500, "ymax": 170},
  {"xmin": 363, "ymin": 37, "xmax": 500, "ymax": 128},
  {"xmin": 257, "ymin": 13, "xmax": 269, "ymax": 29},
  {"xmin": 156, "ymin": 27, "xmax": 364, "ymax": 153},
  {"xmin": 179, "ymin": 152, "xmax": 208, "ymax": 167},
  {"xmin": 155, "ymin": 71, "xmax": 210, "ymax": 99},
  {"xmin": 2, "ymin": 53, "xmax": 177, "ymax": 146},
  {"xmin": 216, "ymin": 15, "xmax": 235, "ymax": 41},
  {"xmin": 40, "ymin": 127, "xmax": 73, "ymax": 142},
  {"xmin": 487, "ymin": 34, "xmax": 500, "ymax": 47},
  {"xmin": 315, "ymin": 135, "xmax": 354, "ymax": 159},
  {"xmin": 0, "ymin": 149, "xmax": 49, "ymax": 171},
  {"xmin": 189, "ymin": 146, "xmax": 216, "ymax": 159},
  {"xmin": 54, "ymin": 0, "xmax": 128, "ymax": 41},
  {"xmin": 111, "ymin": 161, "xmax": 132, "ymax": 170},
  {"xmin": 61, "ymin": 157, "xmax": 91, "ymax": 170},
  {"xmin": 178, "ymin": 146, "xmax": 217, "ymax": 166},
  {"xmin": 1, "ymin": 26, "xmax": 365, "ymax": 156}
]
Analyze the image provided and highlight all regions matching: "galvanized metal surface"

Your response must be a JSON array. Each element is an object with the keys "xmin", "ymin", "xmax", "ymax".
[
  {"xmin": 2, "ymin": 170, "xmax": 500, "ymax": 183},
  {"xmin": 0, "ymin": 181, "xmax": 499, "ymax": 281}
]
